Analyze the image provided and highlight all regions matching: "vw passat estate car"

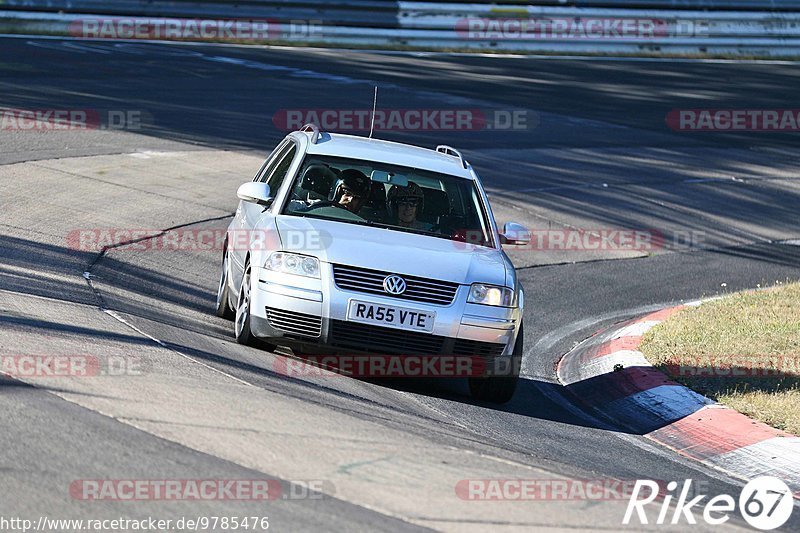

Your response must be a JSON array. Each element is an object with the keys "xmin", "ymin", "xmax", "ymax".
[{"xmin": 215, "ymin": 124, "xmax": 530, "ymax": 403}]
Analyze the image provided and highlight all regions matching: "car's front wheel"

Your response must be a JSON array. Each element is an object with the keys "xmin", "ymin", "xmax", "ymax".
[
  {"xmin": 234, "ymin": 261, "xmax": 256, "ymax": 345},
  {"xmin": 468, "ymin": 324, "xmax": 523, "ymax": 404}
]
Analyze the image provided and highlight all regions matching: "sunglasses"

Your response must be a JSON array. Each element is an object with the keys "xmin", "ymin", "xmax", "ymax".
[{"xmin": 397, "ymin": 198, "xmax": 420, "ymax": 207}]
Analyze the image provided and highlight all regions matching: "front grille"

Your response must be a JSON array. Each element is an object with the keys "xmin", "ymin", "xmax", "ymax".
[
  {"xmin": 266, "ymin": 307, "xmax": 322, "ymax": 338},
  {"xmin": 453, "ymin": 339, "xmax": 506, "ymax": 358},
  {"xmin": 332, "ymin": 264, "xmax": 459, "ymax": 306},
  {"xmin": 329, "ymin": 320, "xmax": 446, "ymax": 355}
]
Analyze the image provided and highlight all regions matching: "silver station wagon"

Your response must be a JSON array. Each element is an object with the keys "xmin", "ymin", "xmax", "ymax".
[{"xmin": 216, "ymin": 124, "xmax": 530, "ymax": 403}]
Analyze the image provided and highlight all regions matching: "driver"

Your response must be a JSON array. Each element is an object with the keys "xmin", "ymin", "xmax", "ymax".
[
  {"xmin": 330, "ymin": 169, "xmax": 371, "ymax": 214},
  {"xmin": 387, "ymin": 181, "xmax": 432, "ymax": 231}
]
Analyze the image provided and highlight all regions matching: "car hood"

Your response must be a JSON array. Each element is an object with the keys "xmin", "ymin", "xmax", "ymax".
[{"xmin": 275, "ymin": 215, "xmax": 509, "ymax": 286}]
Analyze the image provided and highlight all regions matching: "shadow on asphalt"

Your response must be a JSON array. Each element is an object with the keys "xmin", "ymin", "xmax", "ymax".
[
  {"xmin": 7, "ymin": 37, "xmax": 800, "ymax": 152},
  {"xmin": 3, "ymin": 234, "xmax": 800, "ymax": 437},
  {"xmin": 0, "ymin": 311, "xmax": 650, "ymax": 436},
  {"xmin": 712, "ymin": 241, "xmax": 800, "ymax": 269}
]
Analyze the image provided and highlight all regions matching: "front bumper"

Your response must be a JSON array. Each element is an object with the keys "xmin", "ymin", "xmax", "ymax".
[{"xmin": 249, "ymin": 264, "xmax": 521, "ymax": 356}]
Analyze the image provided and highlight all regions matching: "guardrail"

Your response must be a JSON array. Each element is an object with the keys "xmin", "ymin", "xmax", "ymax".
[
  {"xmin": 2, "ymin": 1, "xmax": 800, "ymax": 56},
  {"xmin": 563, "ymin": 1, "xmax": 800, "ymax": 9},
  {"xmin": 4, "ymin": 0, "xmax": 800, "ymax": 16},
  {"xmin": 395, "ymin": 3, "xmax": 800, "ymax": 55}
]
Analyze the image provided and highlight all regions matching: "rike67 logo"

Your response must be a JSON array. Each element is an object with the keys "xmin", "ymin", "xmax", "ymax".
[{"xmin": 624, "ymin": 477, "xmax": 794, "ymax": 530}]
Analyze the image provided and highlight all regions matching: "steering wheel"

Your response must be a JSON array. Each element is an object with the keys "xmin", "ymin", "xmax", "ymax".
[
  {"xmin": 302, "ymin": 201, "xmax": 367, "ymax": 222},
  {"xmin": 302, "ymin": 201, "xmax": 349, "ymax": 211}
]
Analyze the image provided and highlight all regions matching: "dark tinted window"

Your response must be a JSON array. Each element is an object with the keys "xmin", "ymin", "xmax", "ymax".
[{"xmin": 264, "ymin": 144, "xmax": 297, "ymax": 194}]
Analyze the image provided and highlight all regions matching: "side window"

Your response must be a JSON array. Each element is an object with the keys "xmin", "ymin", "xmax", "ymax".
[
  {"xmin": 254, "ymin": 141, "xmax": 288, "ymax": 182},
  {"xmin": 264, "ymin": 143, "xmax": 298, "ymax": 194}
]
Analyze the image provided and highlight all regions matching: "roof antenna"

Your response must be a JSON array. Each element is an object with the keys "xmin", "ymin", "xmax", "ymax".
[{"xmin": 368, "ymin": 86, "xmax": 378, "ymax": 139}]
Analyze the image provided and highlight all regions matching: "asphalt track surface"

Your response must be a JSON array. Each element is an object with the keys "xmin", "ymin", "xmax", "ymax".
[{"xmin": 1, "ymin": 36, "xmax": 800, "ymax": 531}]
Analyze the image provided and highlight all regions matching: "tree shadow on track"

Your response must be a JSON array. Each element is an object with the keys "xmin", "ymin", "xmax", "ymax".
[
  {"xmin": 0, "ymin": 233, "xmax": 225, "ymax": 335},
  {"xmin": 0, "ymin": 233, "xmax": 626, "ymax": 435},
  {"xmin": 711, "ymin": 241, "xmax": 800, "ymax": 269},
  {"xmin": 2, "ymin": 234, "xmax": 797, "ymax": 438},
  {"xmin": 7, "ymin": 38, "xmax": 800, "ymax": 153}
]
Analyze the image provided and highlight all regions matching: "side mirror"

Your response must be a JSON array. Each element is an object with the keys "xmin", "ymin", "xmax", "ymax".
[
  {"xmin": 500, "ymin": 222, "xmax": 531, "ymax": 246},
  {"xmin": 237, "ymin": 182, "xmax": 272, "ymax": 206}
]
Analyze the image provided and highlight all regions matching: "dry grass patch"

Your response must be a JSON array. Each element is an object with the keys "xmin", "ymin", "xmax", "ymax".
[{"xmin": 640, "ymin": 281, "xmax": 800, "ymax": 435}]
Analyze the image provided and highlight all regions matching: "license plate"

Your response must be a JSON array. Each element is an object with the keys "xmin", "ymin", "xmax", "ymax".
[{"xmin": 347, "ymin": 300, "xmax": 435, "ymax": 333}]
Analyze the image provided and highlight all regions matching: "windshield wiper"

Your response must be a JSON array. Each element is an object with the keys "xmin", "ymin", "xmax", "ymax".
[
  {"xmin": 384, "ymin": 225, "xmax": 448, "ymax": 240},
  {"xmin": 285, "ymin": 211, "xmax": 465, "ymax": 241},
  {"xmin": 287, "ymin": 211, "xmax": 376, "ymax": 227}
]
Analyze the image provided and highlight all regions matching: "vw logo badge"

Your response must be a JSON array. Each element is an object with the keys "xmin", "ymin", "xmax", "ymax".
[{"xmin": 383, "ymin": 275, "xmax": 407, "ymax": 295}]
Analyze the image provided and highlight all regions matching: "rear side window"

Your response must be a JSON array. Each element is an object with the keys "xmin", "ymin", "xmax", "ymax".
[
  {"xmin": 253, "ymin": 141, "xmax": 288, "ymax": 182},
  {"xmin": 264, "ymin": 144, "xmax": 297, "ymax": 194}
]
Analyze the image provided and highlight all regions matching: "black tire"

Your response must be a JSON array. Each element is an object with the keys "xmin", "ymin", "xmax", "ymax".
[
  {"xmin": 234, "ymin": 261, "xmax": 256, "ymax": 345},
  {"xmin": 215, "ymin": 248, "xmax": 235, "ymax": 320},
  {"xmin": 468, "ymin": 324, "xmax": 523, "ymax": 404}
]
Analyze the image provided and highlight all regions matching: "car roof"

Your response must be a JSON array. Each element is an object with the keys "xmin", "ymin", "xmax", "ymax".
[{"xmin": 294, "ymin": 131, "xmax": 474, "ymax": 179}]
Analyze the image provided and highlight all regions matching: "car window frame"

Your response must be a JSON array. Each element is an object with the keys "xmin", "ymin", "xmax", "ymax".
[
  {"xmin": 263, "ymin": 141, "xmax": 298, "ymax": 194},
  {"xmin": 281, "ymin": 154, "xmax": 496, "ymax": 247},
  {"xmin": 253, "ymin": 140, "xmax": 290, "ymax": 183}
]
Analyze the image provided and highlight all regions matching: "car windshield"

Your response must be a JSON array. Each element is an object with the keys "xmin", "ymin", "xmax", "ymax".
[{"xmin": 282, "ymin": 155, "xmax": 494, "ymax": 247}]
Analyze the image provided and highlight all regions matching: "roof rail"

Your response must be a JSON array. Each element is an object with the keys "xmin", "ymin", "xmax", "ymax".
[
  {"xmin": 300, "ymin": 123, "xmax": 321, "ymax": 144},
  {"xmin": 436, "ymin": 145, "xmax": 468, "ymax": 169}
]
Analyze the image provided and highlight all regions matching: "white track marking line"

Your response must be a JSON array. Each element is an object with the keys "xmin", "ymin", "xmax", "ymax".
[
  {"xmin": 578, "ymin": 350, "xmax": 650, "ymax": 381},
  {"xmin": 61, "ymin": 41, "xmax": 111, "ymax": 54},
  {"xmin": 610, "ymin": 320, "xmax": 660, "ymax": 339},
  {"xmin": 102, "ymin": 309, "xmax": 254, "ymax": 388}
]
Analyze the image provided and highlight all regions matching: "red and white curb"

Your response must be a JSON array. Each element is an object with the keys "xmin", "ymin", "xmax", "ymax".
[{"xmin": 557, "ymin": 304, "xmax": 800, "ymax": 499}]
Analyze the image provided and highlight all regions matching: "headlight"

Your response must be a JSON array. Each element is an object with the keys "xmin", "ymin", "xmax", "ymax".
[
  {"xmin": 265, "ymin": 252, "xmax": 320, "ymax": 278},
  {"xmin": 467, "ymin": 283, "xmax": 514, "ymax": 307}
]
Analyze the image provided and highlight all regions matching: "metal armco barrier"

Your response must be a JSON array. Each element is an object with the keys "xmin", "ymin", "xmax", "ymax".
[
  {"xmin": 2, "ymin": 1, "xmax": 800, "ymax": 56},
  {"xmin": 569, "ymin": 1, "xmax": 800, "ymax": 9}
]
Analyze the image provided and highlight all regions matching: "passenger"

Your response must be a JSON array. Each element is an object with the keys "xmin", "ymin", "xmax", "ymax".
[{"xmin": 387, "ymin": 181, "xmax": 433, "ymax": 231}]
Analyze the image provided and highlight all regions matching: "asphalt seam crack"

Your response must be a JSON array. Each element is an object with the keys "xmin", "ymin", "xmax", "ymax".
[
  {"xmin": 28, "ymin": 161, "xmax": 235, "ymax": 212},
  {"xmin": 78, "ymin": 213, "xmax": 260, "ymax": 389}
]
